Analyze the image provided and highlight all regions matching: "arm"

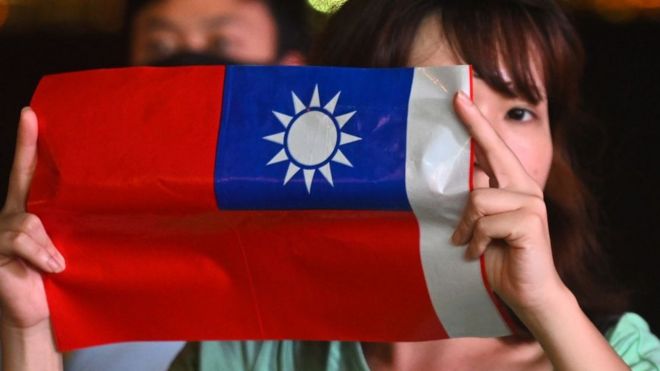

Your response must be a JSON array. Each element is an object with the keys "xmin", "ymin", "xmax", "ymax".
[
  {"xmin": 2, "ymin": 320, "xmax": 62, "ymax": 371},
  {"xmin": 0, "ymin": 108, "xmax": 65, "ymax": 371},
  {"xmin": 452, "ymin": 92, "xmax": 628, "ymax": 371},
  {"xmin": 519, "ymin": 287, "xmax": 628, "ymax": 371}
]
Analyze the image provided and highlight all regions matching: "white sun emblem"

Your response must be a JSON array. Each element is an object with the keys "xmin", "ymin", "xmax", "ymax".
[{"xmin": 263, "ymin": 85, "xmax": 361, "ymax": 193}]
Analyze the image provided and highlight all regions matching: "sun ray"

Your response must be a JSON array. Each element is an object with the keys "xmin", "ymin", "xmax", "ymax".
[
  {"xmin": 267, "ymin": 149, "xmax": 289, "ymax": 165},
  {"xmin": 332, "ymin": 149, "xmax": 353, "ymax": 167},
  {"xmin": 292, "ymin": 92, "xmax": 306, "ymax": 114},
  {"xmin": 284, "ymin": 163, "xmax": 300, "ymax": 185},
  {"xmin": 335, "ymin": 111, "xmax": 356, "ymax": 128},
  {"xmin": 267, "ymin": 84, "xmax": 362, "ymax": 193},
  {"xmin": 272, "ymin": 111, "xmax": 293, "ymax": 128},
  {"xmin": 318, "ymin": 164, "xmax": 334, "ymax": 186},
  {"xmin": 310, "ymin": 85, "xmax": 321, "ymax": 107},
  {"xmin": 324, "ymin": 91, "xmax": 341, "ymax": 114},
  {"xmin": 263, "ymin": 132, "xmax": 285, "ymax": 144},
  {"xmin": 340, "ymin": 132, "xmax": 361, "ymax": 145},
  {"xmin": 303, "ymin": 169, "xmax": 315, "ymax": 193}
]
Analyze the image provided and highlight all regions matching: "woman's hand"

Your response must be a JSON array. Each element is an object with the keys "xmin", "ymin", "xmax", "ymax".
[
  {"xmin": 450, "ymin": 92, "xmax": 628, "ymax": 370},
  {"xmin": 450, "ymin": 92, "xmax": 564, "ymax": 315},
  {"xmin": 1, "ymin": 107, "xmax": 64, "ymax": 371}
]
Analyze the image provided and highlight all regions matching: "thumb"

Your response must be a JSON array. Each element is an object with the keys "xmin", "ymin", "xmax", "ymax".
[{"xmin": 2, "ymin": 107, "xmax": 39, "ymax": 213}]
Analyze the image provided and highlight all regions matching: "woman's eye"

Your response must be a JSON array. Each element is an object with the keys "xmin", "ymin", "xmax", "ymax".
[{"xmin": 506, "ymin": 107, "xmax": 535, "ymax": 122}]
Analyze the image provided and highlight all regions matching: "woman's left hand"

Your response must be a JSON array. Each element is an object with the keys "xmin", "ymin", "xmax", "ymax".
[
  {"xmin": 450, "ymin": 91, "xmax": 566, "ymax": 316},
  {"xmin": 449, "ymin": 91, "xmax": 629, "ymax": 371}
]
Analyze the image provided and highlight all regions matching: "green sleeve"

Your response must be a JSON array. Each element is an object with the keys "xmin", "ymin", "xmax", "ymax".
[
  {"xmin": 168, "ymin": 341, "xmax": 312, "ymax": 371},
  {"xmin": 168, "ymin": 340, "xmax": 369, "ymax": 371},
  {"xmin": 606, "ymin": 313, "xmax": 660, "ymax": 370},
  {"xmin": 198, "ymin": 341, "xmax": 368, "ymax": 371}
]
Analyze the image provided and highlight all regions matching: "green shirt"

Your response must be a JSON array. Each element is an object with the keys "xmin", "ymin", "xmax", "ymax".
[{"xmin": 169, "ymin": 313, "xmax": 660, "ymax": 371}]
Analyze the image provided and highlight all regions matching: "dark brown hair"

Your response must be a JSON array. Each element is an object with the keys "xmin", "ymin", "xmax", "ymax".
[{"xmin": 311, "ymin": 0, "xmax": 628, "ymax": 331}]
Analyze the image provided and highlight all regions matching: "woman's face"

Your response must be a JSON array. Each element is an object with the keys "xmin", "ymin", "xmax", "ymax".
[{"xmin": 408, "ymin": 16, "xmax": 553, "ymax": 189}]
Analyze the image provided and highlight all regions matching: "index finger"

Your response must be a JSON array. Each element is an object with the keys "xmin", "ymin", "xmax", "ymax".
[
  {"xmin": 453, "ymin": 92, "xmax": 540, "ymax": 196},
  {"xmin": 2, "ymin": 107, "xmax": 39, "ymax": 213}
]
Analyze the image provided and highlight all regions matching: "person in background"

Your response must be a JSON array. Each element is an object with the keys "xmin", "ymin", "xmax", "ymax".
[
  {"xmin": 125, "ymin": 0, "xmax": 310, "ymax": 66},
  {"xmin": 62, "ymin": 1, "xmax": 312, "ymax": 369},
  {"xmin": 50, "ymin": 1, "xmax": 311, "ymax": 370}
]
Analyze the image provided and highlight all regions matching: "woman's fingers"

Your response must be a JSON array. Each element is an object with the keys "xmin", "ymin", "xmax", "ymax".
[
  {"xmin": 14, "ymin": 213, "xmax": 60, "ymax": 260},
  {"xmin": 0, "ymin": 213, "xmax": 65, "ymax": 273},
  {"xmin": 453, "ymin": 92, "xmax": 541, "ymax": 196},
  {"xmin": 3, "ymin": 213, "xmax": 64, "ymax": 267},
  {"xmin": 463, "ymin": 208, "xmax": 547, "ymax": 260},
  {"xmin": 452, "ymin": 188, "xmax": 546, "ymax": 245},
  {"xmin": 0, "ymin": 229, "xmax": 64, "ymax": 273},
  {"xmin": 3, "ymin": 107, "xmax": 39, "ymax": 214},
  {"xmin": 0, "ymin": 108, "xmax": 65, "ymax": 274}
]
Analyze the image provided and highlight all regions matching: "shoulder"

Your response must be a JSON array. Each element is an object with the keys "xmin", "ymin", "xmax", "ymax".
[{"xmin": 606, "ymin": 312, "xmax": 660, "ymax": 370}]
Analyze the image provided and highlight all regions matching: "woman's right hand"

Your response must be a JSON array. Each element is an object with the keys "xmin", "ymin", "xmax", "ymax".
[{"xmin": 0, "ymin": 107, "xmax": 65, "ymax": 330}]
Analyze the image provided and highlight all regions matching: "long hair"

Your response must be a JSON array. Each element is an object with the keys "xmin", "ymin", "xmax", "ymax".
[{"xmin": 310, "ymin": 0, "xmax": 628, "ymax": 332}]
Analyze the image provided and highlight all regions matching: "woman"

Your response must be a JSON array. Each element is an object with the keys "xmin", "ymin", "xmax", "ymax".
[
  {"xmin": 1, "ymin": 0, "xmax": 658, "ymax": 370},
  {"xmin": 169, "ymin": 0, "xmax": 660, "ymax": 369}
]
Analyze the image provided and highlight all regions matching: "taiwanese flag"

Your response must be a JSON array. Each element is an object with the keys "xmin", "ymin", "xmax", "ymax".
[{"xmin": 29, "ymin": 65, "xmax": 513, "ymax": 351}]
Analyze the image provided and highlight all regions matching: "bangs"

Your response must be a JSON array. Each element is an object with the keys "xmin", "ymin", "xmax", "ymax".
[
  {"xmin": 439, "ymin": 0, "xmax": 583, "ymax": 119},
  {"xmin": 311, "ymin": 0, "xmax": 584, "ymax": 123}
]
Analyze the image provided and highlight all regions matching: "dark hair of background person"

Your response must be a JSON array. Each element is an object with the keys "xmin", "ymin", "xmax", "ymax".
[
  {"xmin": 310, "ymin": 0, "xmax": 630, "ymax": 333},
  {"xmin": 121, "ymin": 0, "xmax": 313, "ymax": 62}
]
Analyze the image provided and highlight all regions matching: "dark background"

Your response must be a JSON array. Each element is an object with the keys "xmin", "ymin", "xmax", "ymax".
[
  {"xmin": 1, "ymin": 8, "xmax": 659, "ymax": 334},
  {"xmin": 574, "ymin": 14, "xmax": 660, "ymax": 333}
]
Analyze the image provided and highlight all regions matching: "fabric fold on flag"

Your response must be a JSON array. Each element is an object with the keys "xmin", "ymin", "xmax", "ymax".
[{"xmin": 29, "ymin": 65, "xmax": 513, "ymax": 351}]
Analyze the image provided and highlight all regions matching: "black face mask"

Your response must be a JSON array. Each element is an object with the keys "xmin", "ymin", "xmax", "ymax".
[{"xmin": 149, "ymin": 51, "xmax": 242, "ymax": 67}]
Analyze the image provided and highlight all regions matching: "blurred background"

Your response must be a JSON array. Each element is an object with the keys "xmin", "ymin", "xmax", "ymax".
[{"xmin": 0, "ymin": 0, "xmax": 659, "ymax": 334}]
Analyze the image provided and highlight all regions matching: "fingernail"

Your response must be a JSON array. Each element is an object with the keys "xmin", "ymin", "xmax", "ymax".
[
  {"xmin": 53, "ymin": 249, "xmax": 66, "ymax": 269},
  {"xmin": 54, "ymin": 249, "xmax": 65, "ymax": 264},
  {"xmin": 456, "ymin": 91, "xmax": 471, "ymax": 104},
  {"xmin": 450, "ymin": 231, "xmax": 461, "ymax": 245},
  {"xmin": 463, "ymin": 248, "xmax": 474, "ymax": 261},
  {"xmin": 47, "ymin": 256, "xmax": 64, "ymax": 273},
  {"xmin": 21, "ymin": 106, "xmax": 32, "ymax": 114}
]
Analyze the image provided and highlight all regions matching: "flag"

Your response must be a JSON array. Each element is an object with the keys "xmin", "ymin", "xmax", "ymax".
[{"xmin": 29, "ymin": 65, "xmax": 514, "ymax": 351}]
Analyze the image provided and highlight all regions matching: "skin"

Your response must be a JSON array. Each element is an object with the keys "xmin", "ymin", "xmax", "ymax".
[
  {"xmin": 0, "ymin": 15, "xmax": 629, "ymax": 371},
  {"xmin": 0, "ymin": 108, "xmax": 64, "ymax": 371},
  {"xmin": 130, "ymin": 0, "xmax": 303, "ymax": 66}
]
